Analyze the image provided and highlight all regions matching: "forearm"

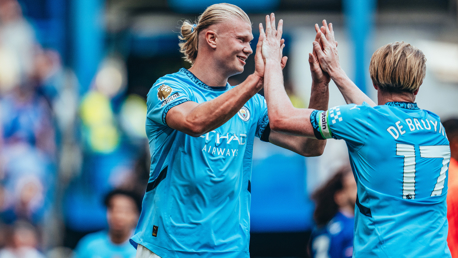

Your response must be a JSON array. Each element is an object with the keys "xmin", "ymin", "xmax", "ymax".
[
  {"xmin": 264, "ymin": 59, "xmax": 294, "ymax": 128},
  {"xmin": 289, "ymin": 76, "xmax": 330, "ymax": 156},
  {"xmin": 187, "ymin": 74, "xmax": 262, "ymax": 134},
  {"xmin": 269, "ymin": 130, "xmax": 325, "ymax": 157},
  {"xmin": 309, "ymin": 81, "xmax": 329, "ymax": 110},
  {"xmin": 264, "ymin": 60, "xmax": 316, "ymax": 138},
  {"xmin": 331, "ymin": 69, "xmax": 376, "ymax": 106}
]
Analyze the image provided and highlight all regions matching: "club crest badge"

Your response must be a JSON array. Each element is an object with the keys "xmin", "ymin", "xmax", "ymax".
[
  {"xmin": 157, "ymin": 84, "xmax": 173, "ymax": 101},
  {"xmin": 238, "ymin": 106, "xmax": 250, "ymax": 121}
]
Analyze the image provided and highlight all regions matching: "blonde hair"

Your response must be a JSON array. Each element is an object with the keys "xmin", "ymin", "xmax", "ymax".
[
  {"xmin": 179, "ymin": 3, "xmax": 251, "ymax": 64},
  {"xmin": 369, "ymin": 42, "xmax": 426, "ymax": 93}
]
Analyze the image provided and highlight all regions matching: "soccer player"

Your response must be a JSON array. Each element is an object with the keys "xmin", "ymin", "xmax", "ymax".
[
  {"xmin": 75, "ymin": 189, "xmax": 141, "ymax": 258},
  {"xmin": 130, "ymin": 5, "xmax": 330, "ymax": 258},
  {"xmin": 261, "ymin": 16, "xmax": 451, "ymax": 257},
  {"xmin": 309, "ymin": 166, "xmax": 356, "ymax": 258}
]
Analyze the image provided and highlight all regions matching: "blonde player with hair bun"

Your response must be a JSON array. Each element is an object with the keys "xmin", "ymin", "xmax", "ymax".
[
  {"xmin": 131, "ymin": 5, "xmax": 331, "ymax": 258},
  {"xmin": 179, "ymin": 3, "xmax": 251, "ymax": 64}
]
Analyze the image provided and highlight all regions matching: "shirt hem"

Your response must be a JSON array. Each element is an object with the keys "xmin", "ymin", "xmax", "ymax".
[{"xmin": 130, "ymin": 236, "xmax": 249, "ymax": 258}]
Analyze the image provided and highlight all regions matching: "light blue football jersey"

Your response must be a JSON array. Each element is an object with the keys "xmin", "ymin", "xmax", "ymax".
[
  {"xmin": 311, "ymin": 102, "xmax": 451, "ymax": 257},
  {"xmin": 75, "ymin": 231, "xmax": 136, "ymax": 258},
  {"xmin": 130, "ymin": 68, "xmax": 270, "ymax": 258}
]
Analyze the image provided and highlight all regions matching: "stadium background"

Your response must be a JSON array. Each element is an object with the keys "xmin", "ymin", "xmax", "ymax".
[{"xmin": 0, "ymin": 0, "xmax": 457, "ymax": 257}]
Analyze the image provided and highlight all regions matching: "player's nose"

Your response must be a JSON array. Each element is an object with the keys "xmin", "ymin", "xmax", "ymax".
[{"xmin": 244, "ymin": 44, "xmax": 253, "ymax": 56}]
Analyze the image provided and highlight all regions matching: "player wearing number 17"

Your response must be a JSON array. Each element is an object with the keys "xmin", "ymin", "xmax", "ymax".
[{"xmin": 261, "ymin": 17, "xmax": 451, "ymax": 257}]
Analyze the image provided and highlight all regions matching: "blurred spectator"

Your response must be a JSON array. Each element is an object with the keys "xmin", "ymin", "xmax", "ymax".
[
  {"xmin": 31, "ymin": 49, "xmax": 65, "ymax": 106},
  {"xmin": 0, "ymin": 85, "xmax": 56, "ymax": 157},
  {"xmin": 444, "ymin": 118, "xmax": 458, "ymax": 257},
  {"xmin": 0, "ymin": 138, "xmax": 54, "ymax": 226},
  {"xmin": 0, "ymin": 0, "xmax": 37, "ymax": 80},
  {"xmin": 74, "ymin": 189, "xmax": 141, "ymax": 258},
  {"xmin": 0, "ymin": 220, "xmax": 45, "ymax": 258},
  {"xmin": 309, "ymin": 166, "xmax": 356, "ymax": 258}
]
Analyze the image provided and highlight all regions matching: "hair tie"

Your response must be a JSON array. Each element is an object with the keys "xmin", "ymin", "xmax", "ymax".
[{"xmin": 191, "ymin": 24, "xmax": 197, "ymax": 33}]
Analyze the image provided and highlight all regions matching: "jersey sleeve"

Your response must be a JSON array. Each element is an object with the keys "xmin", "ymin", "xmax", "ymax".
[
  {"xmin": 310, "ymin": 103, "xmax": 371, "ymax": 146},
  {"xmin": 146, "ymin": 81, "xmax": 192, "ymax": 126},
  {"xmin": 254, "ymin": 94, "xmax": 270, "ymax": 141}
]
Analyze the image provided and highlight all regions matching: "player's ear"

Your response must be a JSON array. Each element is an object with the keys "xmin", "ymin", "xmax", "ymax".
[
  {"xmin": 373, "ymin": 83, "xmax": 379, "ymax": 90},
  {"xmin": 205, "ymin": 30, "xmax": 217, "ymax": 49},
  {"xmin": 413, "ymin": 89, "xmax": 419, "ymax": 96}
]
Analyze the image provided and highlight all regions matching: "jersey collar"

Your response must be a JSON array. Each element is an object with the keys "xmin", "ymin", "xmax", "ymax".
[
  {"xmin": 180, "ymin": 68, "xmax": 229, "ymax": 91},
  {"xmin": 385, "ymin": 102, "xmax": 419, "ymax": 110}
]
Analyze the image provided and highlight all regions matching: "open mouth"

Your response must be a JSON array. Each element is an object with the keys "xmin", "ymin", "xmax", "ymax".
[{"xmin": 237, "ymin": 56, "xmax": 246, "ymax": 65}]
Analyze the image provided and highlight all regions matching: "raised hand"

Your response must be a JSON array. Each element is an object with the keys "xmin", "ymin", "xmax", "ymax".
[
  {"xmin": 254, "ymin": 22, "xmax": 266, "ymax": 83},
  {"xmin": 312, "ymin": 20, "xmax": 375, "ymax": 106},
  {"xmin": 260, "ymin": 13, "xmax": 288, "ymax": 67},
  {"xmin": 309, "ymin": 23, "xmax": 330, "ymax": 86},
  {"xmin": 318, "ymin": 20, "xmax": 338, "ymax": 49},
  {"xmin": 312, "ymin": 20, "xmax": 341, "ymax": 76}
]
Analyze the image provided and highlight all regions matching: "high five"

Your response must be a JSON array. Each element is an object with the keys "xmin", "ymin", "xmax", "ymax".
[{"xmin": 261, "ymin": 13, "xmax": 451, "ymax": 258}]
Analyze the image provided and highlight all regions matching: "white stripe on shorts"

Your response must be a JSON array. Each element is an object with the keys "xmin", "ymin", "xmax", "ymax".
[{"xmin": 136, "ymin": 244, "xmax": 161, "ymax": 258}]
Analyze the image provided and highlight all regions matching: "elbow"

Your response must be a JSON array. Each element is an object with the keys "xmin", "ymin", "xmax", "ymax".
[
  {"xmin": 269, "ymin": 107, "xmax": 295, "ymax": 133},
  {"xmin": 303, "ymin": 148, "xmax": 324, "ymax": 157},
  {"xmin": 300, "ymin": 140, "xmax": 326, "ymax": 157},
  {"xmin": 183, "ymin": 122, "xmax": 206, "ymax": 137},
  {"xmin": 269, "ymin": 117, "xmax": 286, "ymax": 132},
  {"xmin": 188, "ymin": 127, "xmax": 206, "ymax": 137}
]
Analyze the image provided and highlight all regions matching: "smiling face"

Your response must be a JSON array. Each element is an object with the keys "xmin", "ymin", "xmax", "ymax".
[{"xmin": 213, "ymin": 18, "xmax": 253, "ymax": 77}]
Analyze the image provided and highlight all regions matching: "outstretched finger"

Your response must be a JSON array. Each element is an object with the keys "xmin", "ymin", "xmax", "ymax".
[
  {"xmin": 320, "ymin": 31, "xmax": 332, "ymax": 50},
  {"xmin": 327, "ymin": 22, "xmax": 337, "ymax": 47},
  {"xmin": 315, "ymin": 31, "xmax": 323, "ymax": 49},
  {"xmin": 322, "ymin": 20, "xmax": 332, "ymax": 43},
  {"xmin": 329, "ymin": 23, "xmax": 334, "ymax": 37},
  {"xmin": 320, "ymin": 26, "xmax": 327, "ymax": 47},
  {"xmin": 315, "ymin": 23, "xmax": 320, "ymax": 33},
  {"xmin": 313, "ymin": 40, "xmax": 326, "ymax": 64},
  {"xmin": 271, "ymin": 13, "xmax": 276, "ymax": 32},
  {"xmin": 265, "ymin": 15, "xmax": 272, "ymax": 38},
  {"xmin": 277, "ymin": 19, "xmax": 283, "ymax": 41},
  {"xmin": 257, "ymin": 23, "xmax": 265, "ymax": 50},
  {"xmin": 322, "ymin": 20, "xmax": 328, "ymax": 32},
  {"xmin": 308, "ymin": 52, "xmax": 319, "ymax": 71}
]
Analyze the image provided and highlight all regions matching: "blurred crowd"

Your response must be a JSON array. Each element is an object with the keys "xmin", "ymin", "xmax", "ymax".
[{"xmin": 0, "ymin": 0, "xmax": 149, "ymax": 257}]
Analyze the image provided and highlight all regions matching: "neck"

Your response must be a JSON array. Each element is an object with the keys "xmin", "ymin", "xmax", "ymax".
[
  {"xmin": 189, "ymin": 56, "xmax": 229, "ymax": 87},
  {"xmin": 109, "ymin": 229, "xmax": 130, "ymax": 245},
  {"xmin": 377, "ymin": 90, "xmax": 416, "ymax": 105}
]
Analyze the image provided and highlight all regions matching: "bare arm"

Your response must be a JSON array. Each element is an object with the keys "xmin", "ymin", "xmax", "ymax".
[
  {"xmin": 260, "ymin": 14, "xmax": 329, "ymax": 156},
  {"xmin": 267, "ymin": 43, "xmax": 330, "ymax": 156},
  {"xmin": 167, "ymin": 74, "xmax": 262, "ymax": 137},
  {"xmin": 313, "ymin": 23, "xmax": 376, "ymax": 106}
]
